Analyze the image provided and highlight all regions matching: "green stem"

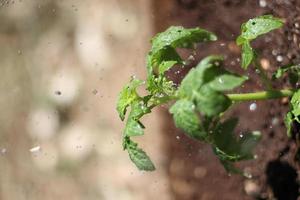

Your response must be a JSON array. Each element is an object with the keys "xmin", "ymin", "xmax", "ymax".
[{"xmin": 227, "ymin": 89, "xmax": 295, "ymax": 102}]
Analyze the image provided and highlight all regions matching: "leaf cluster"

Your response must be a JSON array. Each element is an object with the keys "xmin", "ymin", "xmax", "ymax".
[{"xmin": 117, "ymin": 15, "xmax": 300, "ymax": 175}]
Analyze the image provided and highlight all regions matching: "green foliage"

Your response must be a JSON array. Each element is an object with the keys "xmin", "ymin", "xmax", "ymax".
[
  {"xmin": 148, "ymin": 26, "xmax": 217, "ymax": 72},
  {"xmin": 212, "ymin": 118, "xmax": 261, "ymax": 162},
  {"xmin": 117, "ymin": 15, "xmax": 300, "ymax": 175},
  {"xmin": 117, "ymin": 26, "xmax": 217, "ymax": 171},
  {"xmin": 273, "ymin": 64, "xmax": 300, "ymax": 85},
  {"xmin": 117, "ymin": 77, "xmax": 144, "ymax": 121},
  {"xmin": 179, "ymin": 56, "xmax": 247, "ymax": 117},
  {"xmin": 285, "ymin": 89, "xmax": 300, "ymax": 137},
  {"xmin": 170, "ymin": 99, "xmax": 206, "ymax": 140},
  {"xmin": 236, "ymin": 15, "xmax": 284, "ymax": 69},
  {"xmin": 123, "ymin": 136, "xmax": 155, "ymax": 171}
]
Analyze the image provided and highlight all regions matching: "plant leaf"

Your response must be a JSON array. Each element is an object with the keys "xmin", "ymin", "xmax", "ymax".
[
  {"xmin": 169, "ymin": 99, "xmax": 206, "ymax": 140},
  {"xmin": 273, "ymin": 64, "xmax": 300, "ymax": 85},
  {"xmin": 117, "ymin": 77, "xmax": 144, "ymax": 121},
  {"xmin": 238, "ymin": 15, "xmax": 283, "ymax": 42},
  {"xmin": 179, "ymin": 55, "xmax": 224, "ymax": 98},
  {"xmin": 237, "ymin": 15, "xmax": 283, "ymax": 69},
  {"xmin": 158, "ymin": 61, "xmax": 178, "ymax": 74},
  {"xmin": 179, "ymin": 55, "xmax": 246, "ymax": 116},
  {"xmin": 206, "ymin": 69, "xmax": 248, "ymax": 91},
  {"xmin": 124, "ymin": 136, "xmax": 155, "ymax": 171},
  {"xmin": 148, "ymin": 26, "xmax": 217, "ymax": 71},
  {"xmin": 291, "ymin": 89, "xmax": 300, "ymax": 117},
  {"xmin": 124, "ymin": 100, "xmax": 151, "ymax": 137},
  {"xmin": 195, "ymin": 86, "xmax": 231, "ymax": 117},
  {"xmin": 241, "ymin": 41, "xmax": 254, "ymax": 69},
  {"xmin": 284, "ymin": 111, "xmax": 293, "ymax": 137},
  {"xmin": 212, "ymin": 118, "xmax": 261, "ymax": 162}
]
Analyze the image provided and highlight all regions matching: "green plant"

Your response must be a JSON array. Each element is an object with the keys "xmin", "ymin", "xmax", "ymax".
[{"xmin": 116, "ymin": 15, "xmax": 300, "ymax": 175}]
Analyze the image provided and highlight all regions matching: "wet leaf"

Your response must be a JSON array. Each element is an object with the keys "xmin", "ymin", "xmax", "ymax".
[
  {"xmin": 237, "ymin": 15, "xmax": 283, "ymax": 69},
  {"xmin": 195, "ymin": 86, "xmax": 231, "ymax": 117},
  {"xmin": 124, "ymin": 101, "xmax": 151, "ymax": 137},
  {"xmin": 285, "ymin": 111, "xmax": 293, "ymax": 137},
  {"xmin": 158, "ymin": 61, "xmax": 178, "ymax": 74},
  {"xmin": 116, "ymin": 77, "xmax": 144, "ymax": 121},
  {"xmin": 273, "ymin": 64, "xmax": 300, "ymax": 85},
  {"xmin": 148, "ymin": 26, "xmax": 217, "ymax": 71},
  {"xmin": 170, "ymin": 99, "xmax": 206, "ymax": 140},
  {"xmin": 238, "ymin": 15, "xmax": 283, "ymax": 42},
  {"xmin": 212, "ymin": 118, "xmax": 261, "ymax": 163},
  {"xmin": 241, "ymin": 41, "xmax": 254, "ymax": 69},
  {"xmin": 124, "ymin": 136, "xmax": 155, "ymax": 171},
  {"xmin": 291, "ymin": 90, "xmax": 300, "ymax": 117},
  {"xmin": 179, "ymin": 55, "xmax": 246, "ymax": 116}
]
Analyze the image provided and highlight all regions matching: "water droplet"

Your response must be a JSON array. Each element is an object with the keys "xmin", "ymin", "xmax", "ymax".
[
  {"xmin": 249, "ymin": 103, "xmax": 257, "ymax": 111},
  {"xmin": 176, "ymin": 136, "xmax": 180, "ymax": 140},
  {"xmin": 1, "ymin": 148, "xmax": 7, "ymax": 155},
  {"xmin": 29, "ymin": 146, "xmax": 41, "ymax": 153},
  {"xmin": 276, "ymin": 55, "xmax": 283, "ymax": 62},
  {"xmin": 259, "ymin": 0, "xmax": 267, "ymax": 7},
  {"xmin": 244, "ymin": 171, "xmax": 253, "ymax": 179},
  {"xmin": 271, "ymin": 117, "xmax": 279, "ymax": 126},
  {"xmin": 218, "ymin": 77, "xmax": 224, "ymax": 83}
]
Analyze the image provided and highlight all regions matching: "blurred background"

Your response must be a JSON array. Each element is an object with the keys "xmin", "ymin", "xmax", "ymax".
[{"xmin": 1, "ymin": 0, "xmax": 299, "ymax": 200}]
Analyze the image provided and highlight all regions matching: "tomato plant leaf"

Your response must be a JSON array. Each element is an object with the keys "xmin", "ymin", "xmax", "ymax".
[
  {"xmin": 285, "ymin": 111, "xmax": 293, "ymax": 137},
  {"xmin": 117, "ymin": 77, "xmax": 144, "ymax": 121},
  {"xmin": 238, "ymin": 15, "xmax": 283, "ymax": 42},
  {"xmin": 241, "ymin": 41, "xmax": 254, "ymax": 69},
  {"xmin": 124, "ymin": 100, "xmax": 151, "ymax": 137},
  {"xmin": 237, "ymin": 15, "xmax": 283, "ymax": 69},
  {"xmin": 179, "ymin": 55, "xmax": 246, "ymax": 116},
  {"xmin": 158, "ymin": 61, "xmax": 178, "ymax": 74},
  {"xmin": 291, "ymin": 90, "xmax": 300, "ymax": 120},
  {"xmin": 124, "ymin": 136, "xmax": 155, "ymax": 171},
  {"xmin": 195, "ymin": 87, "xmax": 231, "ymax": 117},
  {"xmin": 212, "ymin": 118, "xmax": 261, "ymax": 162},
  {"xmin": 169, "ymin": 99, "xmax": 206, "ymax": 140},
  {"xmin": 148, "ymin": 26, "xmax": 217, "ymax": 72},
  {"xmin": 273, "ymin": 64, "xmax": 300, "ymax": 85},
  {"xmin": 206, "ymin": 69, "xmax": 248, "ymax": 91}
]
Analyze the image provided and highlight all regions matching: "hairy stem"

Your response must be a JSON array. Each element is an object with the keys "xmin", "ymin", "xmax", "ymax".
[{"xmin": 227, "ymin": 89, "xmax": 295, "ymax": 102}]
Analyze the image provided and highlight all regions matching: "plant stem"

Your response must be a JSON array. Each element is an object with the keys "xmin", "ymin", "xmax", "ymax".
[{"xmin": 227, "ymin": 89, "xmax": 295, "ymax": 102}]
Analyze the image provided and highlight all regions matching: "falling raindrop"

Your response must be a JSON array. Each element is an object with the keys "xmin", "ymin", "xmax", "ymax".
[
  {"xmin": 259, "ymin": 0, "xmax": 267, "ymax": 7},
  {"xmin": 218, "ymin": 77, "xmax": 224, "ymax": 84},
  {"xmin": 249, "ymin": 103, "xmax": 257, "ymax": 111},
  {"xmin": 29, "ymin": 146, "xmax": 41, "ymax": 153},
  {"xmin": 276, "ymin": 55, "xmax": 283, "ymax": 62},
  {"xmin": 271, "ymin": 117, "xmax": 279, "ymax": 126},
  {"xmin": 1, "ymin": 148, "xmax": 7, "ymax": 155}
]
